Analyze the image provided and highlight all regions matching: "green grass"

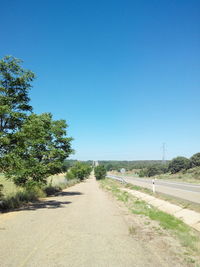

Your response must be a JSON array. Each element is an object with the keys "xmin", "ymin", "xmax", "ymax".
[{"xmin": 100, "ymin": 178, "xmax": 200, "ymax": 256}]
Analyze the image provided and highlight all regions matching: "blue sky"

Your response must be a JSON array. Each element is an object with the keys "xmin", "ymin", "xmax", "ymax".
[{"xmin": 1, "ymin": 0, "xmax": 199, "ymax": 160}]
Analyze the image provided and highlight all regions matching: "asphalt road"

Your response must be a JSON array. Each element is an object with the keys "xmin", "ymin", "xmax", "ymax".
[{"xmin": 107, "ymin": 175, "xmax": 200, "ymax": 204}]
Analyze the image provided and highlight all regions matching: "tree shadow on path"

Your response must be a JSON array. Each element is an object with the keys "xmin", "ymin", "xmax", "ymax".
[
  {"xmin": 56, "ymin": 191, "xmax": 83, "ymax": 197},
  {"xmin": 0, "ymin": 191, "xmax": 83, "ymax": 214},
  {"xmin": 19, "ymin": 200, "xmax": 72, "ymax": 211}
]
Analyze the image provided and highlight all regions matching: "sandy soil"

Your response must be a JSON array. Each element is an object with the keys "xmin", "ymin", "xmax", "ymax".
[{"xmin": 0, "ymin": 177, "xmax": 189, "ymax": 267}]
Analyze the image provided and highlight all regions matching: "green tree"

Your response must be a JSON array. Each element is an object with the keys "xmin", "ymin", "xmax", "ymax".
[
  {"xmin": 105, "ymin": 163, "xmax": 113, "ymax": 171},
  {"xmin": 3, "ymin": 113, "xmax": 73, "ymax": 187},
  {"xmin": 190, "ymin": 153, "xmax": 200, "ymax": 167},
  {"xmin": 168, "ymin": 157, "xmax": 190, "ymax": 174},
  {"xmin": 0, "ymin": 55, "xmax": 35, "ymax": 162},
  {"xmin": 94, "ymin": 165, "xmax": 107, "ymax": 180},
  {"xmin": 62, "ymin": 159, "xmax": 77, "ymax": 172},
  {"xmin": 66, "ymin": 162, "xmax": 92, "ymax": 181},
  {"xmin": 146, "ymin": 166, "xmax": 161, "ymax": 177}
]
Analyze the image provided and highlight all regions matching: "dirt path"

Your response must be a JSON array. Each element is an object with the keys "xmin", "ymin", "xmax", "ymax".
[{"xmin": 0, "ymin": 177, "xmax": 185, "ymax": 267}]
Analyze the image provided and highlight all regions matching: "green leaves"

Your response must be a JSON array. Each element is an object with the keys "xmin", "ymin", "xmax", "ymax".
[
  {"xmin": 190, "ymin": 153, "xmax": 200, "ymax": 167},
  {"xmin": 0, "ymin": 55, "xmax": 73, "ymax": 187},
  {"xmin": 66, "ymin": 162, "xmax": 92, "ymax": 181},
  {"xmin": 168, "ymin": 157, "xmax": 190, "ymax": 174},
  {"xmin": 4, "ymin": 113, "xmax": 73, "ymax": 186},
  {"xmin": 0, "ymin": 55, "xmax": 35, "ymax": 134},
  {"xmin": 94, "ymin": 165, "xmax": 107, "ymax": 180}
]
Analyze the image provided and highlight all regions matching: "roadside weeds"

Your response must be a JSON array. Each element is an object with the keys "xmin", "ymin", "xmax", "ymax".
[
  {"xmin": 100, "ymin": 178, "xmax": 200, "ymax": 266},
  {"xmin": 0, "ymin": 179, "xmax": 80, "ymax": 212}
]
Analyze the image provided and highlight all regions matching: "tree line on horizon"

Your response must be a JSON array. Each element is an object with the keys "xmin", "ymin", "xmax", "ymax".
[{"xmin": 87, "ymin": 154, "xmax": 200, "ymax": 177}]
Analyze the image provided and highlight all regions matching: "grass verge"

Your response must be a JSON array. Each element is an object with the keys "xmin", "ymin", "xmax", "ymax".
[{"xmin": 100, "ymin": 178, "xmax": 200, "ymax": 262}]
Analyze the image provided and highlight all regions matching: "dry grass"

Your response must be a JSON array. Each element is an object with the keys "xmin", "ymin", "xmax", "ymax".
[{"xmin": 0, "ymin": 173, "xmax": 80, "ymax": 211}]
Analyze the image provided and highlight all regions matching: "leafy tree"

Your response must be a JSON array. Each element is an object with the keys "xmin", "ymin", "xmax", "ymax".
[
  {"xmin": 0, "ymin": 55, "xmax": 35, "ymax": 162},
  {"xmin": 168, "ymin": 157, "xmax": 190, "ymax": 174},
  {"xmin": 138, "ymin": 163, "xmax": 169, "ymax": 177},
  {"xmin": 138, "ymin": 169, "xmax": 147, "ymax": 177},
  {"xmin": 3, "ymin": 113, "xmax": 73, "ymax": 187},
  {"xmin": 105, "ymin": 163, "xmax": 113, "ymax": 171},
  {"xmin": 94, "ymin": 165, "xmax": 107, "ymax": 180},
  {"xmin": 146, "ymin": 166, "xmax": 162, "ymax": 177},
  {"xmin": 190, "ymin": 153, "xmax": 200, "ymax": 167},
  {"xmin": 62, "ymin": 159, "xmax": 77, "ymax": 172},
  {"xmin": 66, "ymin": 162, "xmax": 92, "ymax": 181}
]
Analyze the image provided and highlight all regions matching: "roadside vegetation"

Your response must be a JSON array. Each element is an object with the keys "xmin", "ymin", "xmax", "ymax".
[
  {"xmin": 100, "ymin": 178, "xmax": 200, "ymax": 265},
  {"xmin": 0, "ymin": 170, "xmax": 90, "ymax": 211},
  {"xmin": 137, "ymin": 154, "xmax": 200, "ymax": 180},
  {"xmin": 66, "ymin": 162, "xmax": 92, "ymax": 181},
  {"xmin": 150, "ymin": 167, "xmax": 200, "ymax": 184},
  {"xmin": 99, "ymin": 153, "xmax": 200, "ymax": 182},
  {"xmin": 99, "ymin": 160, "xmax": 165, "ymax": 172},
  {"xmin": 0, "ymin": 55, "xmax": 92, "ymax": 211},
  {"xmin": 94, "ymin": 165, "xmax": 107, "ymax": 180}
]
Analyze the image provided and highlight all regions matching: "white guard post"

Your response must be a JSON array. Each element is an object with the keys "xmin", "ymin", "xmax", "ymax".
[{"xmin": 152, "ymin": 179, "xmax": 155, "ymax": 193}]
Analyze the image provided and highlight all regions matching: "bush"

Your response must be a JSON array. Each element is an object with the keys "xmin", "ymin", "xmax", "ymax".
[
  {"xmin": 0, "ymin": 188, "xmax": 45, "ymax": 211},
  {"xmin": 138, "ymin": 163, "xmax": 168, "ymax": 177},
  {"xmin": 66, "ymin": 171, "xmax": 76, "ymax": 180},
  {"xmin": 138, "ymin": 169, "xmax": 148, "ymax": 177},
  {"xmin": 146, "ymin": 166, "xmax": 162, "ymax": 177},
  {"xmin": 94, "ymin": 165, "xmax": 107, "ymax": 180},
  {"xmin": 105, "ymin": 164, "xmax": 113, "ymax": 171},
  {"xmin": 66, "ymin": 162, "xmax": 92, "ymax": 181},
  {"xmin": 43, "ymin": 185, "xmax": 61, "ymax": 196},
  {"xmin": 168, "ymin": 157, "xmax": 190, "ymax": 174},
  {"xmin": 190, "ymin": 153, "xmax": 200, "ymax": 167}
]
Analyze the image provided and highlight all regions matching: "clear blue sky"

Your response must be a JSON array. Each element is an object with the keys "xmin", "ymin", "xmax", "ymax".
[{"xmin": 1, "ymin": 0, "xmax": 199, "ymax": 160}]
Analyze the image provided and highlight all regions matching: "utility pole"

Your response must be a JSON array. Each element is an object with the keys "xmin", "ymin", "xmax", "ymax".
[{"xmin": 162, "ymin": 143, "xmax": 166, "ymax": 163}]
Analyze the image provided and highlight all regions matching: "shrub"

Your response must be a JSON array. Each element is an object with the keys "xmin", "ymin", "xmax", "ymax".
[
  {"xmin": 0, "ymin": 188, "xmax": 44, "ymax": 211},
  {"xmin": 190, "ymin": 153, "xmax": 200, "ymax": 167},
  {"xmin": 138, "ymin": 169, "xmax": 148, "ymax": 177},
  {"xmin": 146, "ymin": 166, "xmax": 162, "ymax": 177},
  {"xmin": 66, "ymin": 171, "xmax": 76, "ymax": 180},
  {"xmin": 168, "ymin": 157, "xmax": 190, "ymax": 174},
  {"xmin": 138, "ymin": 163, "xmax": 168, "ymax": 177},
  {"xmin": 66, "ymin": 162, "xmax": 92, "ymax": 181},
  {"xmin": 43, "ymin": 185, "xmax": 61, "ymax": 196},
  {"xmin": 94, "ymin": 165, "xmax": 107, "ymax": 180}
]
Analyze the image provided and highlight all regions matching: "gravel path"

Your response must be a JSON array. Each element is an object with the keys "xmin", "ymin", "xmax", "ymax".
[{"xmin": 0, "ymin": 177, "xmax": 184, "ymax": 267}]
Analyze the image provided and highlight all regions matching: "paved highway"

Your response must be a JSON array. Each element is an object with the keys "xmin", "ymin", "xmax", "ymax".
[{"xmin": 107, "ymin": 175, "xmax": 200, "ymax": 204}]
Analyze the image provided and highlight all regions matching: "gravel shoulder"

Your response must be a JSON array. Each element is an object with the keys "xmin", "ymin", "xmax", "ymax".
[{"xmin": 0, "ymin": 176, "xmax": 190, "ymax": 267}]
